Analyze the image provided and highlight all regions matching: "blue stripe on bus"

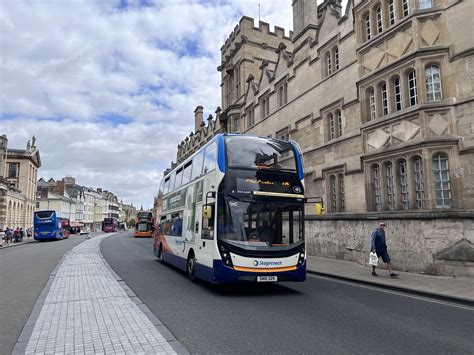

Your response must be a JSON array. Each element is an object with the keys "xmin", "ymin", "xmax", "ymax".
[
  {"xmin": 290, "ymin": 142, "xmax": 304, "ymax": 180},
  {"xmin": 162, "ymin": 252, "xmax": 188, "ymax": 271},
  {"xmin": 217, "ymin": 134, "xmax": 226, "ymax": 173}
]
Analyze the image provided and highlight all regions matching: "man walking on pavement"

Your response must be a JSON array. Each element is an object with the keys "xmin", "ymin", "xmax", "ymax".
[{"xmin": 370, "ymin": 221, "xmax": 398, "ymax": 277}]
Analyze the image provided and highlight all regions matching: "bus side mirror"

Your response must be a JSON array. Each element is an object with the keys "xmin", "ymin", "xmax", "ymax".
[
  {"xmin": 315, "ymin": 203, "xmax": 324, "ymax": 216},
  {"xmin": 305, "ymin": 196, "xmax": 324, "ymax": 216},
  {"xmin": 203, "ymin": 205, "xmax": 213, "ymax": 219}
]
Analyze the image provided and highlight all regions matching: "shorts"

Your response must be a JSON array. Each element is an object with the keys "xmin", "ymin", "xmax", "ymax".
[{"xmin": 376, "ymin": 250, "xmax": 390, "ymax": 263}]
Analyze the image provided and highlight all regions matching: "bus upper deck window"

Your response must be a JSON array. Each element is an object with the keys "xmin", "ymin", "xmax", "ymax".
[
  {"xmin": 203, "ymin": 142, "xmax": 217, "ymax": 174},
  {"xmin": 169, "ymin": 172, "xmax": 176, "ymax": 193},
  {"xmin": 192, "ymin": 150, "xmax": 204, "ymax": 180},
  {"xmin": 182, "ymin": 161, "xmax": 192, "ymax": 185},
  {"xmin": 174, "ymin": 168, "xmax": 183, "ymax": 189},
  {"xmin": 163, "ymin": 178, "xmax": 170, "ymax": 194},
  {"xmin": 158, "ymin": 179, "xmax": 165, "ymax": 197}
]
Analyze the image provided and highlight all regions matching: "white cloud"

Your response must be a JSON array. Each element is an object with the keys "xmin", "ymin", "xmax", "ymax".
[{"xmin": 0, "ymin": 0, "xmax": 347, "ymax": 208}]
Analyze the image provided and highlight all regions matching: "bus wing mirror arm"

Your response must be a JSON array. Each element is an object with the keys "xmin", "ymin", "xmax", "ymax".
[
  {"xmin": 205, "ymin": 191, "xmax": 216, "ymax": 206},
  {"xmin": 304, "ymin": 196, "xmax": 323, "ymax": 204}
]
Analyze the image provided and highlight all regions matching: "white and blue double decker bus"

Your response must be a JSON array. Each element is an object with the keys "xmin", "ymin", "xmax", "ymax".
[{"xmin": 154, "ymin": 134, "xmax": 310, "ymax": 283}]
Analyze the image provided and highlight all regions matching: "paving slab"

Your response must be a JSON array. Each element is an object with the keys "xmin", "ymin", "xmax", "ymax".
[
  {"xmin": 13, "ymin": 233, "xmax": 187, "ymax": 354},
  {"xmin": 307, "ymin": 255, "xmax": 474, "ymax": 304}
]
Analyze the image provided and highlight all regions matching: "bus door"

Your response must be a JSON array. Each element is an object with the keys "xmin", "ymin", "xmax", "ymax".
[
  {"xmin": 170, "ymin": 211, "xmax": 185, "ymax": 257},
  {"xmin": 197, "ymin": 202, "xmax": 215, "ymax": 269},
  {"xmin": 183, "ymin": 185, "xmax": 197, "ymax": 259}
]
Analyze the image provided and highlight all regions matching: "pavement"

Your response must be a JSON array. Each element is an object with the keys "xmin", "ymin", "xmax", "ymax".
[
  {"xmin": 13, "ymin": 233, "xmax": 186, "ymax": 355},
  {"xmin": 0, "ymin": 237, "xmax": 37, "ymax": 249},
  {"xmin": 306, "ymin": 255, "xmax": 474, "ymax": 304}
]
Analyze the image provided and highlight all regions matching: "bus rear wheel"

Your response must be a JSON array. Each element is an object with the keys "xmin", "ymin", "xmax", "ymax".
[{"xmin": 187, "ymin": 253, "xmax": 197, "ymax": 282}]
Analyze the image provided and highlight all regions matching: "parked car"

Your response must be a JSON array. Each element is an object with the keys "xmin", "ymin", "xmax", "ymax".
[{"xmin": 79, "ymin": 227, "xmax": 91, "ymax": 235}]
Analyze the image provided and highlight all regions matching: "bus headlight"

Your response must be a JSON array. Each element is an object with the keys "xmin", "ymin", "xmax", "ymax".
[
  {"xmin": 218, "ymin": 244, "xmax": 233, "ymax": 267},
  {"xmin": 297, "ymin": 248, "xmax": 305, "ymax": 266}
]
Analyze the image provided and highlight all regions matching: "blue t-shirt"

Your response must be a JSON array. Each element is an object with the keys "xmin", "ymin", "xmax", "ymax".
[{"xmin": 370, "ymin": 227, "xmax": 387, "ymax": 252}]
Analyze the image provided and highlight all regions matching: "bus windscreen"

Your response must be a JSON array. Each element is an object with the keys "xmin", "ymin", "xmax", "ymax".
[
  {"xmin": 36, "ymin": 211, "xmax": 54, "ymax": 219},
  {"xmin": 225, "ymin": 136, "xmax": 297, "ymax": 172},
  {"xmin": 137, "ymin": 222, "xmax": 149, "ymax": 232},
  {"xmin": 217, "ymin": 196, "xmax": 303, "ymax": 249},
  {"xmin": 137, "ymin": 212, "xmax": 152, "ymax": 220}
]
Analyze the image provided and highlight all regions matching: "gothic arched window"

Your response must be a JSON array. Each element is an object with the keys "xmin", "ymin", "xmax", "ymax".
[
  {"xmin": 413, "ymin": 156, "xmax": 426, "ymax": 209},
  {"xmin": 425, "ymin": 65, "xmax": 442, "ymax": 102},
  {"xmin": 408, "ymin": 70, "xmax": 418, "ymax": 106},
  {"xmin": 333, "ymin": 46, "xmax": 340, "ymax": 71},
  {"xmin": 398, "ymin": 159, "xmax": 409, "ymax": 210},
  {"xmin": 392, "ymin": 76, "xmax": 402, "ymax": 111},
  {"xmin": 373, "ymin": 164, "xmax": 382, "ymax": 211},
  {"xmin": 328, "ymin": 113, "xmax": 335, "ymax": 140},
  {"xmin": 389, "ymin": 0, "xmax": 396, "ymax": 25},
  {"xmin": 376, "ymin": 5, "xmax": 383, "ymax": 33},
  {"xmin": 386, "ymin": 162, "xmax": 395, "ymax": 210},
  {"xmin": 365, "ymin": 13, "xmax": 371, "ymax": 40},
  {"xmin": 432, "ymin": 153, "xmax": 451, "ymax": 208},
  {"xmin": 381, "ymin": 82, "xmax": 388, "ymax": 115},
  {"xmin": 330, "ymin": 175, "xmax": 337, "ymax": 212}
]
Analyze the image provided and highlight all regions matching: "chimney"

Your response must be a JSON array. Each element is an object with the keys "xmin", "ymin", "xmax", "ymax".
[
  {"xmin": 292, "ymin": 0, "xmax": 318, "ymax": 39},
  {"xmin": 51, "ymin": 180, "xmax": 65, "ymax": 195},
  {"xmin": 194, "ymin": 106, "xmax": 204, "ymax": 132},
  {"xmin": 0, "ymin": 135, "xmax": 7, "ymax": 178},
  {"xmin": 63, "ymin": 176, "xmax": 76, "ymax": 187}
]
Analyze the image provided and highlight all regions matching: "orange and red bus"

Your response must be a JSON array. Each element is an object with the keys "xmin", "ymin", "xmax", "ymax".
[{"xmin": 134, "ymin": 211, "xmax": 154, "ymax": 238}]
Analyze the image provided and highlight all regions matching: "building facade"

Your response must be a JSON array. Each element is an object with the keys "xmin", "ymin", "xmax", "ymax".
[
  {"xmin": 0, "ymin": 135, "xmax": 10, "ymax": 229},
  {"xmin": 121, "ymin": 203, "xmax": 137, "ymax": 228},
  {"xmin": 37, "ymin": 191, "xmax": 76, "ymax": 220},
  {"xmin": 173, "ymin": 0, "xmax": 474, "ymax": 276},
  {"xmin": 36, "ymin": 177, "xmax": 128, "ymax": 231},
  {"xmin": 0, "ymin": 135, "xmax": 41, "ymax": 230}
]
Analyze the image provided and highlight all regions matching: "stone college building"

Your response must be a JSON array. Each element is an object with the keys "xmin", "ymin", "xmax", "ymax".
[{"xmin": 173, "ymin": 0, "xmax": 474, "ymax": 276}]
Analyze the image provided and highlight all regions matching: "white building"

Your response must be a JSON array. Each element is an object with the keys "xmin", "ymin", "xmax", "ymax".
[{"xmin": 37, "ymin": 191, "xmax": 76, "ymax": 220}]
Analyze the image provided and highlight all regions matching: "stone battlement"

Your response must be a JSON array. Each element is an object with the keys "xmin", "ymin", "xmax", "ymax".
[{"xmin": 221, "ymin": 16, "xmax": 292, "ymax": 53}]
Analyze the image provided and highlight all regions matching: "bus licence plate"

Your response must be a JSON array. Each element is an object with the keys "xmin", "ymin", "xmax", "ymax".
[{"xmin": 257, "ymin": 276, "xmax": 277, "ymax": 282}]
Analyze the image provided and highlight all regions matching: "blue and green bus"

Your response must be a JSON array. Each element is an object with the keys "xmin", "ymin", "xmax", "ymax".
[
  {"xmin": 34, "ymin": 210, "xmax": 71, "ymax": 241},
  {"xmin": 154, "ymin": 134, "xmax": 319, "ymax": 283}
]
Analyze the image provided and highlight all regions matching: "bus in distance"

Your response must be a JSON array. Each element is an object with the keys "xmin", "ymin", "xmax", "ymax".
[
  {"xmin": 34, "ymin": 210, "xmax": 71, "ymax": 241},
  {"xmin": 102, "ymin": 217, "xmax": 118, "ymax": 232},
  {"xmin": 135, "ymin": 211, "xmax": 154, "ymax": 238},
  {"xmin": 137, "ymin": 211, "xmax": 153, "ymax": 222},
  {"xmin": 154, "ymin": 134, "xmax": 316, "ymax": 283}
]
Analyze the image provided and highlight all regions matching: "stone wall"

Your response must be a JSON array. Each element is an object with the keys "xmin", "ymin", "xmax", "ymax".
[{"xmin": 305, "ymin": 211, "xmax": 474, "ymax": 277}]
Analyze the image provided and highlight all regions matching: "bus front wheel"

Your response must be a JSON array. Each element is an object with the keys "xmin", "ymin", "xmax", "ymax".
[
  {"xmin": 187, "ymin": 252, "xmax": 197, "ymax": 282},
  {"xmin": 158, "ymin": 245, "xmax": 165, "ymax": 264}
]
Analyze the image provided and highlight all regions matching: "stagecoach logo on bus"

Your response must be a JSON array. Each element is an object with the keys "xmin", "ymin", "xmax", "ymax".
[{"xmin": 253, "ymin": 260, "xmax": 283, "ymax": 267}]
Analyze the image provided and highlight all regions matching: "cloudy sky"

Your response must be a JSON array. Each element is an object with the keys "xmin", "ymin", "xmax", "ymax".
[{"xmin": 1, "ymin": 0, "xmax": 347, "ymax": 209}]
